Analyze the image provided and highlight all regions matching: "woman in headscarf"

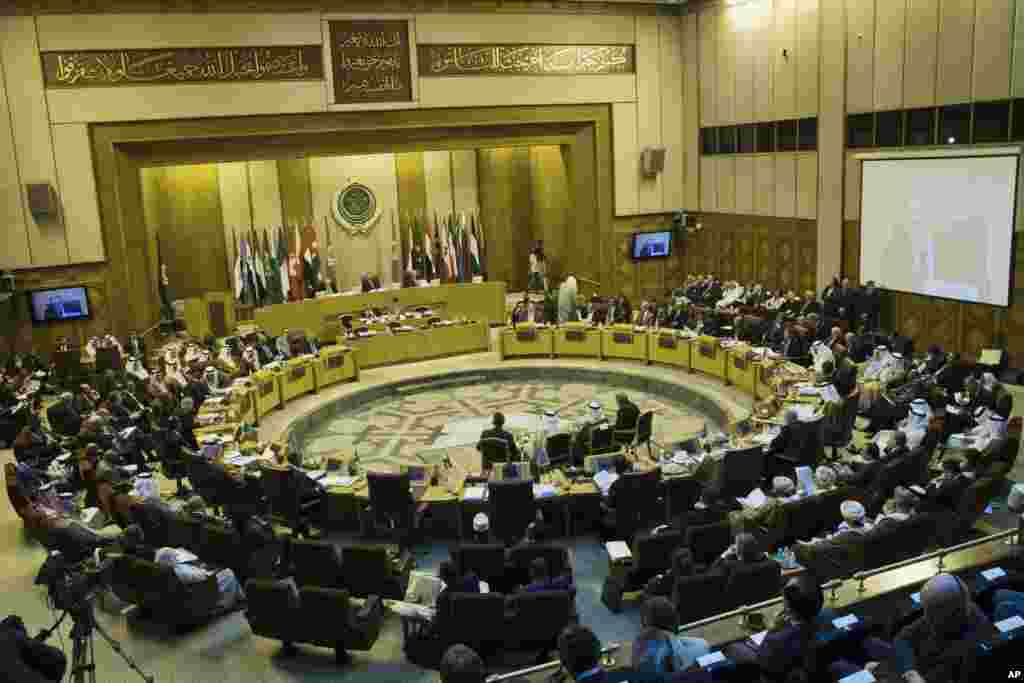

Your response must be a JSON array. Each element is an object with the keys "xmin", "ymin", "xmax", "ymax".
[
  {"xmin": 632, "ymin": 596, "xmax": 709, "ymax": 674},
  {"xmin": 557, "ymin": 276, "xmax": 578, "ymax": 324}
]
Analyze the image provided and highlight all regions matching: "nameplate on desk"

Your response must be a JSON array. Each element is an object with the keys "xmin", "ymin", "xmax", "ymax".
[
  {"xmin": 326, "ymin": 354, "xmax": 345, "ymax": 370},
  {"xmin": 289, "ymin": 366, "xmax": 307, "ymax": 381},
  {"xmin": 733, "ymin": 355, "xmax": 748, "ymax": 371},
  {"xmin": 564, "ymin": 329, "xmax": 586, "ymax": 342},
  {"xmin": 699, "ymin": 342, "xmax": 716, "ymax": 359},
  {"xmin": 260, "ymin": 381, "xmax": 275, "ymax": 397},
  {"xmin": 516, "ymin": 328, "xmax": 537, "ymax": 342},
  {"xmin": 612, "ymin": 332, "xmax": 633, "ymax": 344},
  {"xmin": 658, "ymin": 334, "xmax": 677, "ymax": 350}
]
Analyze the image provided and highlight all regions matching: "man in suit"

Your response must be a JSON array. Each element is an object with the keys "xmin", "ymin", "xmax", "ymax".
[
  {"xmin": 843, "ymin": 442, "xmax": 884, "ymax": 489},
  {"xmin": 710, "ymin": 532, "xmax": 769, "ymax": 578},
  {"xmin": 478, "ymin": 412, "xmax": 519, "ymax": 459},
  {"xmin": 613, "ymin": 393, "xmax": 640, "ymax": 435},
  {"xmin": 777, "ymin": 326, "xmax": 809, "ymax": 361},
  {"xmin": 440, "ymin": 644, "xmax": 486, "ymax": 683},
  {"xmin": 558, "ymin": 625, "xmax": 608, "ymax": 683},
  {"xmin": 46, "ymin": 393, "xmax": 81, "ymax": 437}
]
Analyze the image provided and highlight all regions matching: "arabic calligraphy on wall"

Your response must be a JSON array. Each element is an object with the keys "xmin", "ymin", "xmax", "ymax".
[
  {"xmin": 418, "ymin": 44, "xmax": 635, "ymax": 77},
  {"xmin": 41, "ymin": 46, "xmax": 324, "ymax": 88},
  {"xmin": 328, "ymin": 20, "xmax": 412, "ymax": 104}
]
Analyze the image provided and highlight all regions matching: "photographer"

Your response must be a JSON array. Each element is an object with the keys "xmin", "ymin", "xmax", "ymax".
[{"xmin": 0, "ymin": 615, "xmax": 66, "ymax": 682}]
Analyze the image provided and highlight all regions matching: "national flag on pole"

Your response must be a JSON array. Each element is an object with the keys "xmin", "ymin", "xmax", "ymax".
[
  {"xmin": 469, "ymin": 218, "xmax": 482, "ymax": 277},
  {"xmin": 407, "ymin": 217, "xmax": 414, "ymax": 274},
  {"xmin": 277, "ymin": 225, "xmax": 290, "ymax": 302},
  {"xmin": 423, "ymin": 218, "xmax": 435, "ymax": 281}
]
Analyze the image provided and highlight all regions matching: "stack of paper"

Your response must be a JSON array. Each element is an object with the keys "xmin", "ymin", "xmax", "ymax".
[
  {"xmin": 224, "ymin": 454, "xmax": 260, "ymax": 467},
  {"xmin": 605, "ymin": 541, "xmax": 632, "ymax": 561},
  {"xmin": 463, "ymin": 486, "xmax": 487, "ymax": 501},
  {"xmin": 322, "ymin": 474, "xmax": 356, "ymax": 488},
  {"xmin": 749, "ymin": 631, "xmax": 768, "ymax": 647},
  {"xmin": 995, "ymin": 615, "xmax": 1024, "ymax": 633},
  {"xmin": 737, "ymin": 488, "xmax": 768, "ymax": 509}
]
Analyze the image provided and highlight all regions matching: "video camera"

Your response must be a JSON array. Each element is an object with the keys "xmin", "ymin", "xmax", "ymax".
[{"xmin": 35, "ymin": 552, "xmax": 115, "ymax": 614}]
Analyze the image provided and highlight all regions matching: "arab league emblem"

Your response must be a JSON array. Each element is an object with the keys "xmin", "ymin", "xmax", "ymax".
[{"xmin": 333, "ymin": 182, "xmax": 381, "ymax": 236}]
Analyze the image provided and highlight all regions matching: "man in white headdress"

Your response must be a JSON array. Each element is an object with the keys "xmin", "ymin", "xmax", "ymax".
[
  {"xmin": 809, "ymin": 340, "xmax": 835, "ymax": 376},
  {"xmin": 897, "ymin": 398, "xmax": 932, "ymax": 449},
  {"xmin": 533, "ymin": 409, "xmax": 561, "ymax": 467},
  {"xmin": 242, "ymin": 345, "xmax": 261, "ymax": 374},
  {"xmin": 967, "ymin": 412, "xmax": 1010, "ymax": 468},
  {"xmin": 203, "ymin": 365, "xmax": 222, "ymax": 392},
  {"xmin": 716, "ymin": 281, "xmax": 746, "ymax": 310},
  {"xmin": 557, "ymin": 276, "xmax": 579, "ymax": 324}
]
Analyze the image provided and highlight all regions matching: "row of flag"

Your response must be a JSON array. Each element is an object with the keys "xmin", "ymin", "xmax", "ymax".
[
  {"xmin": 232, "ymin": 222, "xmax": 328, "ymax": 308},
  {"xmin": 401, "ymin": 210, "xmax": 487, "ymax": 284}
]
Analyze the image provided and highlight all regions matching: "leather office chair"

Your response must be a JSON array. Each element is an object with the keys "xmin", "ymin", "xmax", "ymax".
[
  {"xmin": 488, "ymin": 479, "xmax": 535, "ymax": 545},
  {"xmin": 673, "ymin": 569, "xmax": 730, "ymax": 625},
  {"xmin": 602, "ymin": 528, "xmax": 685, "ymax": 612},
  {"xmin": 506, "ymin": 590, "xmax": 573, "ymax": 657},
  {"xmin": 664, "ymin": 477, "xmax": 703, "ymax": 526},
  {"xmin": 588, "ymin": 424, "xmax": 615, "ymax": 456},
  {"xmin": 451, "ymin": 544, "xmax": 508, "ymax": 591},
  {"xmin": 616, "ymin": 411, "xmax": 655, "ymax": 459},
  {"xmin": 441, "ymin": 592, "xmax": 508, "ymax": 657},
  {"xmin": 685, "ymin": 520, "xmax": 733, "ymax": 569},
  {"xmin": 716, "ymin": 445, "xmax": 765, "ymax": 500},
  {"xmin": 723, "ymin": 559, "xmax": 782, "ymax": 611},
  {"xmin": 341, "ymin": 544, "xmax": 411, "ymax": 600},
  {"xmin": 506, "ymin": 544, "xmax": 572, "ymax": 590},
  {"xmin": 110, "ymin": 555, "xmax": 226, "ymax": 628},
  {"xmin": 364, "ymin": 471, "xmax": 419, "ymax": 548},
  {"xmin": 478, "ymin": 437, "xmax": 510, "ymax": 471},
  {"xmin": 261, "ymin": 466, "xmax": 323, "ymax": 538},
  {"xmin": 290, "ymin": 539, "xmax": 346, "ymax": 589},
  {"xmin": 545, "ymin": 433, "xmax": 573, "ymax": 468},
  {"xmin": 606, "ymin": 468, "xmax": 663, "ymax": 542}
]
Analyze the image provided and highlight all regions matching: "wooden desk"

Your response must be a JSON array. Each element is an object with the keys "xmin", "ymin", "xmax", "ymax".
[
  {"xmin": 691, "ymin": 336, "xmax": 728, "ymax": 380},
  {"xmin": 553, "ymin": 324, "xmax": 602, "ymax": 358},
  {"xmin": 601, "ymin": 326, "xmax": 648, "ymax": 363},
  {"xmin": 253, "ymin": 369, "xmax": 283, "ymax": 418},
  {"xmin": 499, "ymin": 326, "xmax": 554, "ymax": 359},
  {"xmin": 254, "ymin": 281, "xmax": 506, "ymax": 339},
  {"xmin": 347, "ymin": 322, "xmax": 489, "ymax": 369},
  {"xmin": 725, "ymin": 346, "xmax": 760, "ymax": 396},
  {"xmin": 314, "ymin": 346, "xmax": 358, "ymax": 391},
  {"xmin": 648, "ymin": 332, "xmax": 692, "ymax": 370},
  {"xmin": 281, "ymin": 357, "xmax": 316, "ymax": 403}
]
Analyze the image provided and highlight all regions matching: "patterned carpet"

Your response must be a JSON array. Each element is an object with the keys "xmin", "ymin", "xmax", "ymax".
[{"xmin": 301, "ymin": 380, "xmax": 710, "ymax": 469}]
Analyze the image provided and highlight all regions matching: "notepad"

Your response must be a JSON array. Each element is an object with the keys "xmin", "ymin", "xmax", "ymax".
[
  {"xmin": 996, "ymin": 615, "xmax": 1024, "ymax": 633},
  {"xmin": 749, "ymin": 631, "xmax": 768, "ymax": 647},
  {"xmin": 839, "ymin": 670, "xmax": 876, "ymax": 683},
  {"xmin": 833, "ymin": 614, "xmax": 859, "ymax": 630},
  {"xmin": 605, "ymin": 541, "xmax": 632, "ymax": 561},
  {"xmin": 982, "ymin": 567, "xmax": 1007, "ymax": 582},
  {"xmin": 463, "ymin": 486, "xmax": 487, "ymax": 501},
  {"xmin": 697, "ymin": 651, "xmax": 726, "ymax": 668}
]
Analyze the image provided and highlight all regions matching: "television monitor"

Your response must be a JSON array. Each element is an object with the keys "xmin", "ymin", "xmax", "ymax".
[
  {"xmin": 27, "ymin": 286, "xmax": 91, "ymax": 324},
  {"xmin": 631, "ymin": 230, "xmax": 673, "ymax": 260}
]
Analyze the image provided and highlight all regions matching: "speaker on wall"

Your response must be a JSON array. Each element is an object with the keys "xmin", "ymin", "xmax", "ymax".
[
  {"xmin": 26, "ymin": 183, "xmax": 58, "ymax": 218},
  {"xmin": 641, "ymin": 146, "xmax": 666, "ymax": 177}
]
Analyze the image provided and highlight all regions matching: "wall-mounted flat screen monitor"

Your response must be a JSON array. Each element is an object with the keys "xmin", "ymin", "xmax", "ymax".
[
  {"xmin": 27, "ymin": 286, "xmax": 92, "ymax": 324},
  {"xmin": 631, "ymin": 230, "xmax": 673, "ymax": 260}
]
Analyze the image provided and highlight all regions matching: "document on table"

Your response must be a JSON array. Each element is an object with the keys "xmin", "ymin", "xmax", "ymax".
[
  {"xmin": 605, "ymin": 541, "xmax": 632, "ymax": 561},
  {"xmin": 321, "ymin": 474, "xmax": 356, "ymax": 488},
  {"xmin": 223, "ymin": 454, "xmax": 261, "ymax": 467},
  {"xmin": 533, "ymin": 484, "xmax": 558, "ymax": 498},
  {"xmin": 995, "ymin": 615, "xmax": 1024, "ymax": 633},
  {"xmin": 463, "ymin": 486, "xmax": 487, "ymax": 501},
  {"xmin": 749, "ymin": 631, "xmax": 768, "ymax": 647},
  {"xmin": 795, "ymin": 466, "xmax": 816, "ymax": 496},
  {"xmin": 839, "ymin": 671, "xmax": 876, "ymax": 683},
  {"xmin": 737, "ymin": 488, "xmax": 768, "ymax": 509},
  {"xmin": 982, "ymin": 567, "xmax": 1007, "ymax": 582}
]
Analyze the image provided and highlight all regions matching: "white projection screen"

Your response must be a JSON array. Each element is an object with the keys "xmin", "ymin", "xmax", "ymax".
[{"xmin": 859, "ymin": 153, "xmax": 1019, "ymax": 306}]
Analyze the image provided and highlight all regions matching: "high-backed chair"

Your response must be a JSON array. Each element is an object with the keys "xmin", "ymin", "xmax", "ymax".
[
  {"xmin": 618, "ymin": 411, "xmax": 655, "ymax": 459},
  {"xmin": 685, "ymin": 520, "xmax": 733, "ymax": 569},
  {"xmin": 665, "ymin": 477, "xmax": 703, "ymax": 526},
  {"xmin": 723, "ymin": 559, "xmax": 782, "ymax": 611},
  {"xmin": 601, "ymin": 529, "xmax": 685, "ymax": 612},
  {"xmin": 673, "ymin": 570, "xmax": 730, "ymax": 625},
  {"xmin": 607, "ymin": 468, "xmax": 663, "ymax": 542},
  {"xmin": 261, "ymin": 466, "xmax": 323, "ymax": 538},
  {"xmin": 488, "ymin": 479, "xmax": 535, "ymax": 545},
  {"xmin": 545, "ymin": 433, "xmax": 573, "ymax": 468},
  {"xmin": 450, "ymin": 544, "xmax": 508, "ymax": 591},
  {"xmin": 340, "ymin": 544, "xmax": 410, "ymax": 599},
  {"xmin": 110, "ymin": 554, "xmax": 227, "ymax": 628},
  {"xmin": 717, "ymin": 446, "xmax": 765, "ymax": 501},
  {"xmin": 440, "ymin": 592, "xmax": 508, "ymax": 657},
  {"xmin": 364, "ymin": 471, "xmax": 419, "ymax": 548},
  {"xmin": 290, "ymin": 539, "xmax": 346, "ymax": 589},
  {"xmin": 478, "ymin": 438, "xmax": 510, "ymax": 471},
  {"xmin": 505, "ymin": 590, "xmax": 573, "ymax": 657}
]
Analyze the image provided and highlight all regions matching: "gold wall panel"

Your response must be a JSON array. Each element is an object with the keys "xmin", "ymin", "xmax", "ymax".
[
  {"xmin": 971, "ymin": 0, "xmax": 1013, "ymax": 102},
  {"xmin": 796, "ymin": 0, "xmax": 820, "ymax": 118},
  {"xmin": 733, "ymin": 3, "xmax": 755, "ymax": 124},
  {"xmin": 845, "ymin": 0, "xmax": 875, "ymax": 113},
  {"xmin": 937, "ymin": 0, "xmax": 975, "ymax": 105},
  {"xmin": 612, "ymin": 101, "xmax": 640, "ymax": 215},
  {"xmin": 904, "ymin": 0, "xmax": 940, "ymax": 108},
  {"xmin": 754, "ymin": 154, "xmax": 775, "ymax": 216},
  {"xmin": 717, "ymin": 5, "xmax": 737, "ymax": 125},
  {"xmin": 773, "ymin": 0, "xmax": 797, "ymax": 120},
  {"xmin": 752, "ymin": 0, "xmax": 774, "ymax": 122},
  {"xmin": 796, "ymin": 152, "xmax": 818, "ymax": 220},
  {"xmin": 682, "ymin": 12, "xmax": 700, "ymax": 211},
  {"xmin": 734, "ymin": 154, "xmax": 755, "ymax": 215},
  {"xmin": 872, "ymin": 0, "xmax": 906, "ymax": 112},
  {"xmin": 818, "ymin": 0, "xmax": 845, "ymax": 289},
  {"xmin": 414, "ymin": 13, "xmax": 638, "ymax": 46},
  {"xmin": 659, "ymin": 15, "xmax": 685, "ymax": 211},
  {"xmin": 774, "ymin": 153, "xmax": 797, "ymax": 218},
  {"xmin": 636, "ymin": 16, "xmax": 663, "ymax": 213},
  {"xmin": 530, "ymin": 146, "xmax": 571, "ymax": 286},
  {"xmin": 52, "ymin": 123, "xmax": 105, "ymax": 263},
  {"xmin": 477, "ymin": 147, "xmax": 533, "ymax": 292},
  {"xmin": 699, "ymin": 6, "xmax": 718, "ymax": 126},
  {"xmin": 277, "ymin": 158, "xmax": 313, "ymax": 226},
  {"xmin": 417, "ymin": 73, "xmax": 637, "ymax": 109},
  {"xmin": 0, "ymin": 44, "xmax": 31, "ymax": 270}
]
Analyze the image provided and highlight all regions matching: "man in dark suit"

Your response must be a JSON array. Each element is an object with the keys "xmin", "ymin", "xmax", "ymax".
[
  {"xmin": 46, "ymin": 393, "xmax": 81, "ymax": 437},
  {"xmin": 777, "ymin": 327, "xmax": 809, "ymax": 361},
  {"xmin": 477, "ymin": 412, "xmax": 519, "ymax": 459},
  {"xmin": 843, "ymin": 442, "xmax": 883, "ymax": 489},
  {"xmin": 613, "ymin": 393, "xmax": 640, "ymax": 435}
]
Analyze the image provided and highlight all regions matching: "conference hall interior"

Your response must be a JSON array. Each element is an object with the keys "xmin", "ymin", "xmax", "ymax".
[{"xmin": 5, "ymin": 1, "xmax": 1024, "ymax": 681}]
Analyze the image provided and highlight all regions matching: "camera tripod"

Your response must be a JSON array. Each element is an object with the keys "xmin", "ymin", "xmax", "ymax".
[{"xmin": 65, "ymin": 600, "xmax": 154, "ymax": 683}]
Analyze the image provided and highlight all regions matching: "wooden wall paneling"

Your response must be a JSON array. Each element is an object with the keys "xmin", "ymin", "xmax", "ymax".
[
  {"xmin": 216, "ymin": 161, "xmax": 251, "ymax": 284},
  {"xmin": 1014, "ymin": 0, "xmax": 1024, "ymax": 97},
  {"xmin": 612, "ymin": 221, "xmax": 638, "ymax": 300},
  {"xmin": 699, "ymin": 7, "xmax": 719, "ymax": 126},
  {"xmin": 842, "ymin": 220, "xmax": 861, "ymax": 280},
  {"xmin": 797, "ymin": 236, "xmax": 817, "ymax": 294},
  {"xmin": 477, "ymin": 148, "xmax": 532, "ymax": 292},
  {"xmin": 0, "ymin": 45, "xmax": 32, "ymax": 270},
  {"xmin": 819, "ymin": 0, "xmax": 846, "ymax": 290},
  {"xmin": 1002, "ymin": 296, "xmax": 1024, "ymax": 367},
  {"xmin": 659, "ymin": 16, "xmax": 685, "ymax": 210},
  {"xmin": 845, "ymin": 0, "xmax": 875, "ymax": 113},
  {"xmin": 873, "ymin": 0, "xmax": 907, "ymax": 111},
  {"xmin": 777, "ymin": 235, "xmax": 797, "ymax": 293},
  {"xmin": 961, "ymin": 301, "xmax": 997, "ymax": 359},
  {"xmin": 612, "ymin": 102, "xmax": 640, "ymax": 216},
  {"xmin": 700, "ymin": 156, "xmax": 718, "ymax": 211},
  {"xmin": 929, "ymin": 298, "xmax": 963, "ymax": 355},
  {"xmin": 754, "ymin": 0, "xmax": 775, "ymax": 122},
  {"xmin": 718, "ymin": 6, "xmax": 737, "ymax": 124},
  {"xmin": 717, "ymin": 156, "xmax": 736, "ymax": 212},
  {"xmin": 796, "ymin": 152, "xmax": 818, "ymax": 219},
  {"xmin": 276, "ymin": 158, "xmax": 313, "ymax": 227},
  {"xmin": 735, "ymin": 155, "xmax": 756, "ymax": 214},
  {"xmin": 774, "ymin": 0, "xmax": 798, "ymax": 119},
  {"xmin": 530, "ymin": 146, "xmax": 571, "ymax": 284},
  {"xmin": 972, "ymin": 0, "xmax": 1013, "ymax": 101},
  {"xmin": 734, "ymin": 4, "xmax": 756, "ymax": 123},
  {"xmin": 796, "ymin": 0, "xmax": 821, "ymax": 117},
  {"xmin": 896, "ymin": 292, "xmax": 931, "ymax": 342},
  {"xmin": 51, "ymin": 124, "xmax": 105, "ymax": 264},
  {"xmin": 755, "ymin": 154, "xmax": 776, "ymax": 215},
  {"xmin": 718, "ymin": 229, "xmax": 737, "ymax": 281},
  {"xmin": 1, "ymin": 17, "xmax": 68, "ymax": 267},
  {"xmin": 937, "ymin": 0, "xmax": 976, "ymax": 104},
  {"xmin": 774, "ymin": 152, "xmax": 797, "ymax": 217},
  {"xmin": 845, "ymin": 154, "xmax": 862, "ymax": 221},
  {"xmin": 755, "ymin": 232, "xmax": 777, "ymax": 289},
  {"xmin": 637, "ymin": 16, "xmax": 664, "ymax": 212},
  {"xmin": 737, "ymin": 229, "xmax": 756, "ymax": 285},
  {"xmin": 904, "ymin": 0, "xmax": 940, "ymax": 107},
  {"xmin": 683, "ymin": 12, "xmax": 701, "ymax": 210}
]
